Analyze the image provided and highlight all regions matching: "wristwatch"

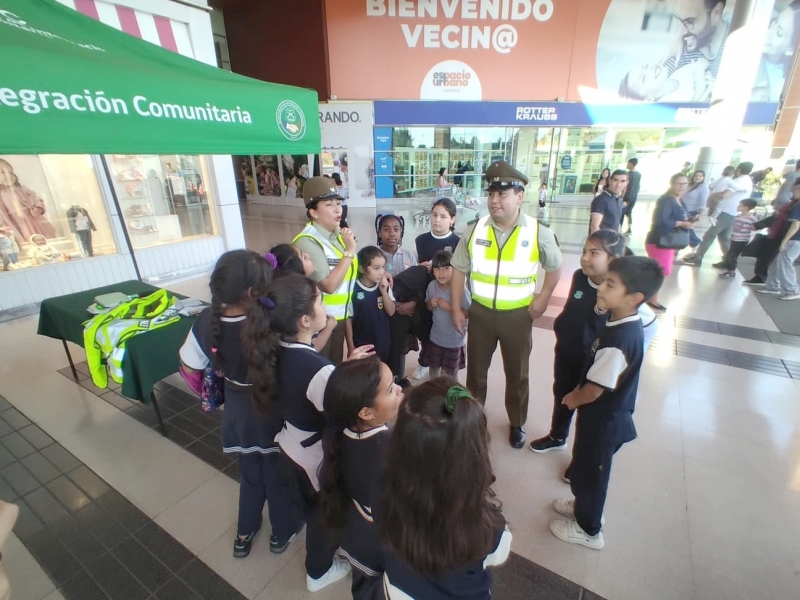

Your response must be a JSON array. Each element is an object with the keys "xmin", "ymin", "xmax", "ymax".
[{"xmin": 343, "ymin": 251, "xmax": 354, "ymax": 259}]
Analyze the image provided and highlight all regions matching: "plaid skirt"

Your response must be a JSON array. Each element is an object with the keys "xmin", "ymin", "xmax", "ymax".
[{"xmin": 427, "ymin": 341, "xmax": 466, "ymax": 372}]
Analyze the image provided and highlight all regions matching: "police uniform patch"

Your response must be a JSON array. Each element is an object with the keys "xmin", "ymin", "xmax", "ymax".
[
  {"xmin": 574, "ymin": 290, "xmax": 583, "ymax": 299},
  {"xmin": 476, "ymin": 239, "xmax": 492, "ymax": 248},
  {"xmin": 521, "ymin": 240, "xmax": 530, "ymax": 248},
  {"xmin": 356, "ymin": 292, "xmax": 365, "ymax": 300}
]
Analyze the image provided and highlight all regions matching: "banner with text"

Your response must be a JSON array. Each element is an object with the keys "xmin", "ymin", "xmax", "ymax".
[{"xmin": 325, "ymin": 0, "xmax": 793, "ymax": 104}]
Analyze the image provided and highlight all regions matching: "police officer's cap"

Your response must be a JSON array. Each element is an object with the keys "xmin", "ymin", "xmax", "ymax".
[
  {"xmin": 303, "ymin": 176, "xmax": 342, "ymax": 207},
  {"xmin": 485, "ymin": 161, "xmax": 529, "ymax": 191}
]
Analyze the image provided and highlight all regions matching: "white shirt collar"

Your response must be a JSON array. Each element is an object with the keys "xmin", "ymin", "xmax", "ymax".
[
  {"xmin": 279, "ymin": 341, "xmax": 318, "ymax": 351},
  {"xmin": 356, "ymin": 279, "xmax": 379, "ymax": 292},
  {"xmin": 605, "ymin": 314, "xmax": 641, "ymax": 327},
  {"xmin": 344, "ymin": 425, "xmax": 389, "ymax": 440},
  {"xmin": 431, "ymin": 230, "xmax": 454, "ymax": 240}
]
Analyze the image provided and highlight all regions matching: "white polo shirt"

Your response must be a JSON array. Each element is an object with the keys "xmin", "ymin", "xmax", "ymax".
[{"xmin": 717, "ymin": 175, "xmax": 753, "ymax": 216}]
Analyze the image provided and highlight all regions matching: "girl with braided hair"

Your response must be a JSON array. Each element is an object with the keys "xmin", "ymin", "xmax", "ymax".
[
  {"xmin": 179, "ymin": 250, "xmax": 300, "ymax": 559},
  {"xmin": 376, "ymin": 378, "xmax": 511, "ymax": 599}
]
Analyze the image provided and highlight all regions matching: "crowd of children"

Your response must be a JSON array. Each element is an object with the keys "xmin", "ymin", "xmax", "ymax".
[{"xmin": 178, "ymin": 195, "xmax": 667, "ymax": 597}]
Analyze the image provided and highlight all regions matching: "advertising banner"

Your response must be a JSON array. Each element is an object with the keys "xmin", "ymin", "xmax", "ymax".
[
  {"xmin": 325, "ymin": 0, "xmax": 795, "ymax": 104},
  {"xmin": 319, "ymin": 102, "xmax": 376, "ymax": 207}
]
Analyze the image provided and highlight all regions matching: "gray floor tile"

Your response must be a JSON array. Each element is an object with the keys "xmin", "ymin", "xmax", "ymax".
[
  {"xmin": 154, "ymin": 578, "xmax": 201, "ymax": 600},
  {"xmin": 0, "ymin": 407, "xmax": 31, "ymax": 429},
  {"xmin": 111, "ymin": 538, "xmax": 173, "ymax": 593},
  {"xmin": 177, "ymin": 559, "xmax": 248, "ymax": 600},
  {"xmin": 184, "ymin": 441, "xmax": 232, "ymax": 471},
  {"xmin": 75, "ymin": 503, "xmax": 128, "ymax": 550},
  {"xmin": 47, "ymin": 475, "xmax": 92, "ymax": 513},
  {"xmin": 0, "ymin": 474, "xmax": 17, "ymax": 502},
  {"xmin": 0, "ymin": 442, "xmax": 17, "ymax": 469},
  {"xmin": 2, "ymin": 462, "xmax": 41, "ymax": 496},
  {"xmin": 100, "ymin": 390, "xmax": 136, "ymax": 411},
  {"xmin": 67, "ymin": 465, "xmax": 111, "ymax": 500},
  {"xmin": 21, "ymin": 453, "xmax": 62, "ymax": 484},
  {"xmin": 59, "ymin": 571, "xmax": 109, "ymax": 600},
  {"xmin": 492, "ymin": 552, "xmax": 583, "ymax": 600},
  {"xmin": 17, "ymin": 425, "xmax": 55, "ymax": 450},
  {"xmin": 716, "ymin": 323, "xmax": 770, "ymax": 342},
  {"xmin": 12, "ymin": 499, "xmax": 45, "ymax": 541},
  {"xmin": 52, "ymin": 515, "xmax": 106, "ymax": 564},
  {"xmin": 165, "ymin": 414, "xmax": 207, "ymax": 439},
  {"xmin": 134, "ymin": 521, "xmax": 195, "ymax": 573},
  {"xmin": 0, "ymin": 397, "xmax": 10, "ymax": 411},
  {"xmin": 40, "ymin": 444, "xmax": 82, "ymax": 473},
  {"xmin": 25, "ymin": 530, "xmax": 82, "ymax": 586},
  {"xmin": 0, "ymin": 419, "xmax": 13, "ymax": 438},
  {"xmin": 96, "ymin": 490, "xmax": 150, "ymax": 533},
  {"xmin": 0, "ymin": 432, "xmax": 36, "ymax": 458},
  {"xmin": 85, "ymin": 553, "xmax": 150, "ymax": 600},
  {"xmin": 24, "ymin": 486, "xmax": 71, "ymax": 527},
  {"xmin": 124, "ymin": 406, "xmax": 161, "ymax": 429}
]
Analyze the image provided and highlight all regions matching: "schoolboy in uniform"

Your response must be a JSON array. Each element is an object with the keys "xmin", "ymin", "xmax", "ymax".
[{"xmin": 548, "ymin": 256, "xmax": 665, "ymax": 550}]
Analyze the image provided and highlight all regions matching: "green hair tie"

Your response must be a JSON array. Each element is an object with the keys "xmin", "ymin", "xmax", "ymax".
[{"xmin": 445, "ymin": 386, "xmax": 472, "ymax": 414}]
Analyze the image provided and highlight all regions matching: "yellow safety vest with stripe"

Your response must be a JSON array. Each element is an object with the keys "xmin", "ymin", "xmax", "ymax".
[
  {"xmin": 83, "ymin": 290, "xmax": 180, "ymax": 388},
  {"xmin": 467, "ymin": 215, "xmax": 540, "ymax": 310},
  {"xmin": 293, "ymin": 223, "xmax": 358, "ymax": 320}
]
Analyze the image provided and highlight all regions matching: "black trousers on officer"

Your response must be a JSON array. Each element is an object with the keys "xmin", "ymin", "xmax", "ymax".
[
  {"xmin": 237, "ymin": 452, "xmax": 299, "ymax": 541},
  {"xmin": 277, "ymin": 453, "xmax": 340, "ymax": 579},
  {"xmin": 549, "ymin": 352, "xmax": 586, "ymax": 441},
  {"xmin": 320, "ymin": 320, "xmax": 346, "ymax": 366},
  {"xmin": 568, "ymin": 414, "xmax": 624, "ymax": 537}
]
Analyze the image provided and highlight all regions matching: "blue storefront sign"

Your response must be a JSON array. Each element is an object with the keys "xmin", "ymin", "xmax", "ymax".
[
  {"xmin": 561, "ymin": 155, "xmax": 573, "ymax": 170},
  {"xmin": 373, "ymin": 101, "xmax": 778, "ymax": 128}
]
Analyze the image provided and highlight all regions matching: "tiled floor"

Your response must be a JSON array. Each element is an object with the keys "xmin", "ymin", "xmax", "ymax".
[{"xmin": 1, "ymin": 196, "xmax": 799, "ymax": 600}]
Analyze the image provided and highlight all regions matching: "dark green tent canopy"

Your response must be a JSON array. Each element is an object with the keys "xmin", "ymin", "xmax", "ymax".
[{"xmin": 0, "ymin": 0, "xmax": 320, "ymax": 155}]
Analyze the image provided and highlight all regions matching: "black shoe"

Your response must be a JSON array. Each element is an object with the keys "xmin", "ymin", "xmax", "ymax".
[
  {"xmin": 509, "ymin": 426, "xmax": 526, "ymax": 449},
  {"xmin": 397, "ymin": 377, "xmax": 412, "ymax": 389},
  {"xmin": 711, "ymin": 262, "xmax": 727, "ymax": 269},
  {"xmin": 529, "ymin": 435, "xmax": 567, "ymax": 453},
  {"xmin": 719, "ymin": 271, "xmax": 735, "ymax": 278},
  {"xmin": 744, "ymin": 276, "xmax": 765, "ymax": 286},
  {"xmin": 233, "ymin": 518, "xmax": 262, "ymax": 558},
  {"xmin": 683, "ymin": 256, "xmax": 701, "ymax": 266},
  {"xmin": 270, "ymin": 523, "xmax": 304, "ymax": 554}
]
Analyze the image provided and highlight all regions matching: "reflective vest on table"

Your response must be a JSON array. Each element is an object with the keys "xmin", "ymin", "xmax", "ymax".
[
  {"xmin": 467, "ymin": 215, "xmax": 540, "ymax": 310},
  {"xmin": 83, "ymin": 289, "xmax": 180, "ymax": 388},
  {"xmin": 293, "ymin": 223, "xmax": 358, "ymax": 320}
]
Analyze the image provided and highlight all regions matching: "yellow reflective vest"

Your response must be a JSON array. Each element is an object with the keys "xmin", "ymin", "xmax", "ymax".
[
  {"xmin": 293, "ymin": 223, "xmax": 358, "ymax": 320},
  {"xmin": 83, "ymin": 290, "xmax": 180, "ymax": 388},
  {"xmin": 467, "ymin": 215, "xmax": 540, "ymax": 310}
]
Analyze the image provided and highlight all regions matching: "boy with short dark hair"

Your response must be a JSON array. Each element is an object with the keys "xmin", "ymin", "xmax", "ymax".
[
  {"xmin": 549, "ymin": 256, "xmax": 664, "ymax": 550},
  {"xmin": 719, "ymin": 198, "xmax": 759, "ymax": 278}
]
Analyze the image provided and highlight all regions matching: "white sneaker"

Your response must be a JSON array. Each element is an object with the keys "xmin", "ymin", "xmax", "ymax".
[
  {"xmin": 552, "ymin": 499, "xmax": 605, "ymax": 525},
  {"xmin": 549, "ymin": 519, "xmax": 604, "ymax": 550},
  {"xmin": 757, "ymin": 288, "xmax": 781, "ymax": 295},
  {"xmin": 412, "ymin": 366, "xmax": 429, "ymax": 380},
  {"xmin": 779, "ymin": 293, "xmax": 800, "ymax": 301},
  {"xmin": 307, "ymin": 557, "xmax": 352, "ymax": 592}
]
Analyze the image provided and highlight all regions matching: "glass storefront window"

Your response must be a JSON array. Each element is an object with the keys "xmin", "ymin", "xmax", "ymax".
[
  {"xmin": 1, "ymin": 154, "xmax": 117, "ymax": 273},
  {"xmin": 106, "ymin": 155, "xmax": 218, "ymax": 250}
]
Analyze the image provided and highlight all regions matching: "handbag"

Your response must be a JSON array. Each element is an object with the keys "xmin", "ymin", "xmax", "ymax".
[
  {"xmin": 658, "ymin": 228, "xmax": 690, "ymax": 249},
  {"xmin": 200, "ymin": 362, "xmax": 225, "ymax": 413}
]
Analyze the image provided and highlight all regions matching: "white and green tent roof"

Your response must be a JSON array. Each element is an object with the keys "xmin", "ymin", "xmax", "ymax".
[{"xmin": 0, "ymin": 0, "xmax": 320, "ymax": 155}]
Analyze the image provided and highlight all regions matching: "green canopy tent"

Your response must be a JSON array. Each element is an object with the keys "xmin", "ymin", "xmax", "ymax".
[
  {"xmin": 0, "ymin": 0, "xmax": 320, "ymax": 155},
  {"xmin": 0, "ymin": 0, "xmax": 321, "ymax": 278}
]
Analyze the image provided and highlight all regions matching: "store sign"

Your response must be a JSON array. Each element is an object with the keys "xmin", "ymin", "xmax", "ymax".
[
  {"xmin": 319, "ymin": 102, "xmax": 376, "ymax": 206},
  {"xmin": 420, "ymin": 60, "xmax": 482, "ymax": 100},
  {"xmin": 374, "ymin": 100, "xmax": 779, "ymax": 127},
  {"xmin": 326, "ymin": 0, "xmax": 786, "ymax": 104}
]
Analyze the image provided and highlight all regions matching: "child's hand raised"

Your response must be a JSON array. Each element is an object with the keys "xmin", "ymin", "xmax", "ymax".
[
  {"xmin": 346, "ymin": 345, "xmax": 375, "ymax": 361},
  {"xmin": 379, "ymin": 275, "xmax": 390, "ymax": 292}
]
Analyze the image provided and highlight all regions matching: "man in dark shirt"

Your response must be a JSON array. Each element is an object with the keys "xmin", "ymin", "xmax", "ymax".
[
  {"xmin": 589, "ymin": 170, "xmax": 627, "ymax": 234},
  {"xmin": 621, "ymin": 158, "xmax": 641, "ymax": 235}
]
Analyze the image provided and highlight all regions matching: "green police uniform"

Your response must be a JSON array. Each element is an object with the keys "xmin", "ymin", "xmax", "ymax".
[{"xmin": 451, "ymin": 161, "xmax": 562, "ymax": 447}]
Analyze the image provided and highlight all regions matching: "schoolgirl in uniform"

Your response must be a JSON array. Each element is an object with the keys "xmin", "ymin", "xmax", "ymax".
[
  {"xmin": 413, "ymin": 198, "xmax": 460, "ymax": 380},
  {"xmin": 377, "ymin": 378, "xmax": 511, "ymax": 599},
  {"xmin": 528, "ymin": 229, "xmax": 659, "ymax": 460},
  {"xmin": 179, "ymin": 250, "xmax": 300, "ymax": 559},
  {"xmin": 319, "ymin": 357, "xmax": 403, "ymax": 599},
  {"xmin": 376, "ymin": 214, "xmax": 417, "ymax": 277},
  {"xmin": 242, "ymin": 274, "xmax": 374, "ymax": 592}
]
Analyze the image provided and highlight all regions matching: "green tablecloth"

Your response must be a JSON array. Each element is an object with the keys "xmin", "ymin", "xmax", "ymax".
[{"xmin": 37, "ymin": 280, "xmax": 196, "ymax": 402}]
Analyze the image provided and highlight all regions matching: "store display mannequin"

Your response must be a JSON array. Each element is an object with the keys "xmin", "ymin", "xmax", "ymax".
[
  {"xmin": 0, "ymin": 158, "xmax": 56, "ymax": 241},
  {"xmin": 66, "ymin": 204, "xmax": 96, "ymax": 257},
  {"xmin": 28, "ymin": 234, "xmax": 63, "ymax": 264},
  {"xmin": 0, "ymin": 225, "xmax": 20, "ymax": 271}
]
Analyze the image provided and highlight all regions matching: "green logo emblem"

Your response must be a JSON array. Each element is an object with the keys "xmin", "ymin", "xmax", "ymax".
[
  {"xmin": 356, "ymin": 292, "xmax": 365, "ymax": 300},
  {"xmin": 574, "ymin": 290, "xmax": 583, "ymax": 299},
  {"xmin": 276, "ymin": 101, "xmax": 306, "ymax": 141}
]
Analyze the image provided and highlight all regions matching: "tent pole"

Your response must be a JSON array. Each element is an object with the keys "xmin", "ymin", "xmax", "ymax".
[{"xmin": 99, "ymin": 155, "xmax": 142, "ymax": 281}]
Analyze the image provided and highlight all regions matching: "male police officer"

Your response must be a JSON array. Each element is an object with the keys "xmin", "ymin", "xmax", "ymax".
[{"xmin": 451, "ymin": 162, "xmax": 563, "ymax": 448}]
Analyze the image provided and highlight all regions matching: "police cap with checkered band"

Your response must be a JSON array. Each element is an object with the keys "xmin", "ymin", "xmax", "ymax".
[
  {"xmin": 484, "ymin": 161, "xmax": 529, "ymax": 191},
  {"xmin": 303, "ymin": 176, "xmax": 343, "ymax": 207}
]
